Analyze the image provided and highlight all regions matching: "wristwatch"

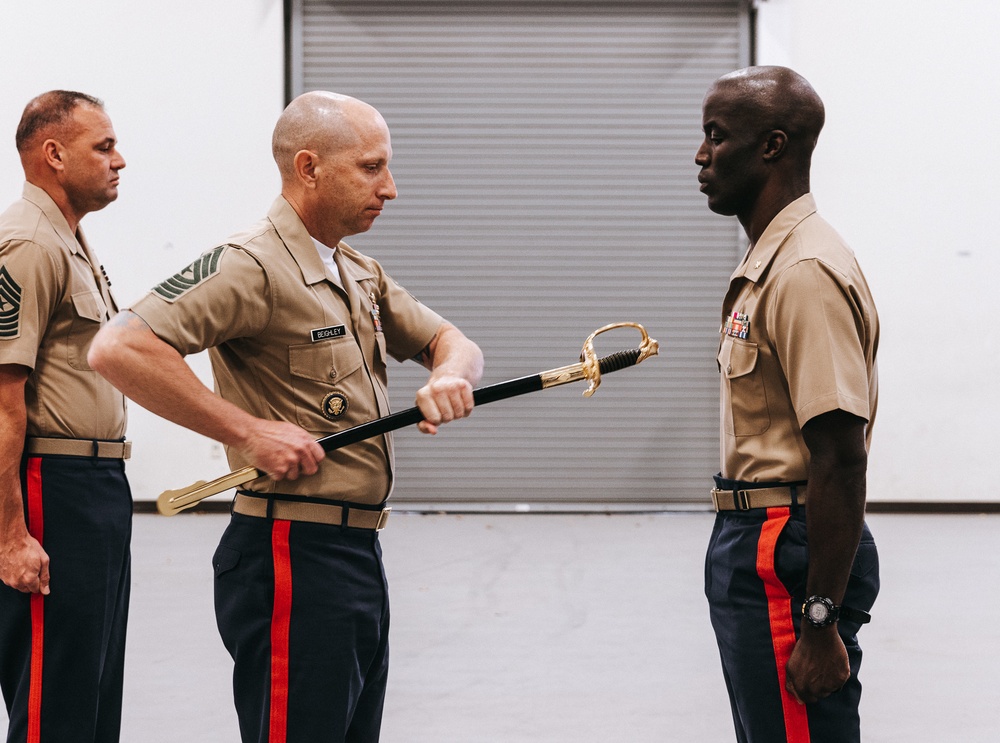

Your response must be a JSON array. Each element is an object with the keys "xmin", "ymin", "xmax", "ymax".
[{"xmin": 802, "ymin": 595, "xmax": 872, "ymax": 627}]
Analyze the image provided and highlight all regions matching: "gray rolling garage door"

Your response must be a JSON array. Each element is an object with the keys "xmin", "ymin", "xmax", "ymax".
[{"xmin": 289, "ymin": 0, "xmax": 749, "ymax": 505}]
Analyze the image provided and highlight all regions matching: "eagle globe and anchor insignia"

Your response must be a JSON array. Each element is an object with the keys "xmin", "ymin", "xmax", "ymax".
[{"xmin": 321, "ymin": 391, "xmax": 349, "ymax": 420}]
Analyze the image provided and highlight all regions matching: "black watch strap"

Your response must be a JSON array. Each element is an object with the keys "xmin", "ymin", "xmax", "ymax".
[
  {"xmin": 838, "ymin": 603, "xmax": 872, "ymax": 624},
  {"xmin": 803, "ymin": 595, "xmax": 872, "ymax": 626}
]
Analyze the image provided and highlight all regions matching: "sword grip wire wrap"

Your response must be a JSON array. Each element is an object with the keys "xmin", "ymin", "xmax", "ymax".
[{"xmin": 597, "ymin": 348, "xmax": 642, "ymax": 374}]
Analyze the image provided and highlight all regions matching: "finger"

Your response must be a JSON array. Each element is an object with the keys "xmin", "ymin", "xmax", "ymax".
[
  {"xmin": 434, "ymin": 394, "xmax": 455, "ymax": 423},
  {"xmin": 418, "ymin": 395, "xmax": 442, "ymax": 425},
  {"xmin": 459, "ymin": 383, "xmax": 474, "ymax": 414},
  {"xmin": 300, "ymin": 454, "xmax": 320, "ymax": 477},
  {"xmin": 417, "ymin": 420, "xmax": 439, "ymax": 435},
  {"xmin": 785, "ymin": 680, "xmax": 805, "ymax": 706},
  {"xmin": 38, "ymin": 557, "xmax": 51, "ymax": 595}
]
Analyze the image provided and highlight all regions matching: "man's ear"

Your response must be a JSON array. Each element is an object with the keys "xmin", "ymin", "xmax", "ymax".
[
  {"xmin": 293, "ymin": 149, "xmax": 320, "ymax": 188},
  {"xmin": 42, "ymin": 139, "xmax": 64, "ymax": 171},
  {"xmin": 762, "ymin": 129, "xmax": 788, "ymax": 162}
]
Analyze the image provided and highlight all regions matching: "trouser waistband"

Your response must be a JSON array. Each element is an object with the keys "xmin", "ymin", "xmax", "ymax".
[
  {"xmin": 232, "ymin": 492, "xmax": 391, "ymax": 530},
  {"xmin": 25, "ymin": 437, "xmax": 132, "ymax": 460},
  {"xmin": 711, "ymin": 474, "xmax": 807, "ymax": 511}
]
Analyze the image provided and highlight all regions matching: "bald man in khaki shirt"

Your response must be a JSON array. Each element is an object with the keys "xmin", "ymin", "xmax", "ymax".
[{"xmin": 91, "ymin": 91, "xmax": 483, "ymax": 743}]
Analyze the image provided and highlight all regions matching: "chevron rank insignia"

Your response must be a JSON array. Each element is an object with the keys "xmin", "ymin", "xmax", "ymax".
[
  {"xmin": 152, "ymin": 245, "xmax": 227, "ymax": 302},
  {"xmin": 0, "ymin": 265, "xmax": 22, "ymax": 339}
]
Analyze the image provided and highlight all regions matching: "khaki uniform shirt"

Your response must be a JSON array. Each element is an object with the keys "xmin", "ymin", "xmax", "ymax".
[
  {"xmin": 717, "ymin": 194, "xmax": 879, "ymax": 482},
  {"xmin": 0, "ymin": 183, "xmax": 126, "ymax": 439},
  {"xmin": 131, "ymin": 196, "xmax": 443, "ymax": 504}
]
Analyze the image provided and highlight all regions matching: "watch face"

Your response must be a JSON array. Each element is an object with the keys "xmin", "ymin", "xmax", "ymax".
[{"xmin": 806, "ymin": 601, "xmax": 830, "ymax": 623}]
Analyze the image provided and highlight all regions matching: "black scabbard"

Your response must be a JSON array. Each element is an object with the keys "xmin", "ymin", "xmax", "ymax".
[{"xmin": 315, "ymin": 347, "xmax": 643, "ymax": 454}]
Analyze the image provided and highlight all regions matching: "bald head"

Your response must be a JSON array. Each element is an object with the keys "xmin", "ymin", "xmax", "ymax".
[
  {"xmin": 710, "ymin": 66, "xmax": 825, "ymax": 156},
  {"xmin": 272, "ymin": 91, "xmax": 386, "ymax": 183}
]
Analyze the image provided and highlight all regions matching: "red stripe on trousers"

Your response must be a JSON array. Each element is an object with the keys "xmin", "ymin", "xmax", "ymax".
[
  {"xmin": 270, "ymin": 520, "xmax": 293, "ymax": 743},
  {"xmin": 25, "ymin": 457, "xmax": 44, "ymax": 743},
  {"xmin": 756, "ymin": 506, "xmax": 810, "ymax": 743}
]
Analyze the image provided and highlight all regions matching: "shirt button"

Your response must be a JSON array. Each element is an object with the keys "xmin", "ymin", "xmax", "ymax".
[
  {"xmin": 329, "ymin": 369, "xmax": 337, "ymax": 378},
  {"xmin": 726, "ymin": 364, "xmax": 732, "ymax": 375}
]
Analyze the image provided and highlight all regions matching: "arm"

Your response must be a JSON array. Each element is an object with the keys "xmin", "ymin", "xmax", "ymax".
[
  {"xmin": 785, "ymin": 408, "xmax": 868, "ymax": 704},
  {"xmin": 0, "ymin": 364, "xmax": 50, "ymax": 594},
  {"xmin": 88, "ymin": 311, "xmax": 324, "ymax": 481},
  {"xmin": 412, "ymin": 321, "xmax": 484, "ymax": 435}
]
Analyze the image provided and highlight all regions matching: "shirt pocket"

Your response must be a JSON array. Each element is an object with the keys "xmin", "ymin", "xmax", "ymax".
[
  {"xmin": 719, "ymin": 337, "xmax": 770, "ymax": 436},
  {"xmin": 68, "ymin": 290, "xmax": 107, "ymax": 371},
  {"xmin": 287, "ymin": 336, "xmax": 365, "ymax": 428}
]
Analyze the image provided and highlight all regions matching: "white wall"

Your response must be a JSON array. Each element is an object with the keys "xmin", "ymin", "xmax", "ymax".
[
  {"xmin": 755, "ymin": 0, "xmax": 1000, "ymax": 501},
  {"xmin": 1, "ymin": 1, "xmax": 992, "ymax": 503},
  {"xmin": 0, "ymin": 1, "xmax": 285, "ymax": 501}
]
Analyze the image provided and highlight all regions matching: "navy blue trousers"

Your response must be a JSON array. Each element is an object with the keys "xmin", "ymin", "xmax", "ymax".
[
  {"xmin": 705, "ymin": 480, "xmax": 879, "ymax": 743},
  {"xmin": 213, "ymin": 512, "xmax": 390, "ymax": 743},
  {"xmin": 0, "ymin": 454, "xmax": 132, "ymax": 743}
]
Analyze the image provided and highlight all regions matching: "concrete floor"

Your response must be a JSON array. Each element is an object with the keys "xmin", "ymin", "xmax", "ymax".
[{"xmin": 3, "ymin": 510, "xmax": 999, "ymax": 742}]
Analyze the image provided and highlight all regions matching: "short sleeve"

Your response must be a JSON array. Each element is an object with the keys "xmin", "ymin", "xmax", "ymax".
[
  {"xmin": 376, "ymin": 271, "xmax": 443, "ymax": 362},
  {"xmin": 0, "ymin": 240, "xmax": 61, "ymax": 369},
  {"xmin": 130, "ymin": 246, "xmax": 272, "ymax": 356},
  {"xmin": 768, "ymin": 258, "xmax": 872, "ymax": 426}
]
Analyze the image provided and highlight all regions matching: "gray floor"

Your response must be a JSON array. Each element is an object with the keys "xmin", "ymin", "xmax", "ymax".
[{"xmin": 3, "ymin": 510, "xmax": 999, "ymax": 742}]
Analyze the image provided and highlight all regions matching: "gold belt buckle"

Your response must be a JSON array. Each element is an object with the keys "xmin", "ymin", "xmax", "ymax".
[{"xmin": 376, "ymin": 507, "xmax": 391, "ymax": 531}]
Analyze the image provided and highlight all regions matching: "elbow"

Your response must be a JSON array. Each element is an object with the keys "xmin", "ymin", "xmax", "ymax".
[{"xmin": 87, "ymin": 326, "xmax": 115, "ymax": 375}]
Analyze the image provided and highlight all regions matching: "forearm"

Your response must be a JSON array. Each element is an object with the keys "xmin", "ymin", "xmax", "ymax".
[
  {"xmin": 801, "ymin": 410, "xmax": 869, "ymax": 604},
  {"xmin": 88, "ymin": 312, "xmax": 259, "ymax": 450},
  {"xmin": 422, "ymin": 322, "xmax": 484, "ymax": 385},
  {"xmin": 0, "ymin": 366, "xmax": 29, "ymax": 537},
  {"xmin": 804, "ymin": 451, "xmax": 866, "ymax": 604}
]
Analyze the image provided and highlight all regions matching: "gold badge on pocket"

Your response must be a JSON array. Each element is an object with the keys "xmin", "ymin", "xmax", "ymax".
[{"xmin": 321, "ymin": 391, "xmax": 349, "ymax": 420}]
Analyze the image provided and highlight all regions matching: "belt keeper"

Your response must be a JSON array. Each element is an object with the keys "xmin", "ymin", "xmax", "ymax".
[
  {"xmin": 341, "ymin": 503, "xmax": 350, "ymax": 530},
  {"xmin": 266, "ymin": 497, "xmax": 274, "ymax": 520},
  {"xmin": 91, "ymin": 439, "xmax": 99, "ymax": 458}
]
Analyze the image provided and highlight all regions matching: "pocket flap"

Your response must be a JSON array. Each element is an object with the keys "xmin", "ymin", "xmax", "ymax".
[
  {"xmin": 212, "ymin": 545, "xmax": 241, "ymax": 578},
  {"xmin": 725, "ymin": 339, "xmax": 758, "ymax": 379},
  {"xmin": 71, "ymin": 290, "xmax": 106, "ymax": 322},
  {"xmin": 289, "ymin": 337, "xmax": 363, "ymax": 383}
]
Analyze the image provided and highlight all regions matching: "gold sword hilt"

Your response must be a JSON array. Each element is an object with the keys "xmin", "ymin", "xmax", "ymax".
[{"xmin": 539, "ymin": 321, "xmax": 659, "ymax": 397}]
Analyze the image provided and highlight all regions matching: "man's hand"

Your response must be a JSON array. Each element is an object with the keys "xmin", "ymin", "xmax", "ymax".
[
  {"xmin": 0, "ymin": 529, "xmax": 50, "ymax": 594},
  {"xmin": 785, "ymin": 624, "xmax": 850, "ymax": 704},
  {"xmin": 411, "ymin": 322, "xmax": 482, "ymax": 435},
  {"xmin": 239, "ymin": 419, "xmax": 326, "ymax": 481},
  {"xmin": 414, "ymin": 375, "xmax": 475, "ymax": 435}
]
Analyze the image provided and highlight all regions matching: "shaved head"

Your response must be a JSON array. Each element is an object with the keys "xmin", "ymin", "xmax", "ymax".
[
  {"xmin": 272, "ymin": 91, "xmax": 384, "ymax": 182},
  {"xmin": 710, "ymin": 66, "xmax": 825, "ymax": 156}
]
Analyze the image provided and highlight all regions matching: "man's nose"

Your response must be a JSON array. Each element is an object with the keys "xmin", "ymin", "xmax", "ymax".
[{"xmin": 380, "ymin": 168, "xmax": 397, "ymax": 200}]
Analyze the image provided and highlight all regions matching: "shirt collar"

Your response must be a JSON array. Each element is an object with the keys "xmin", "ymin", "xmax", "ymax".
[
  {"xmin": 21, "ymin": 181, "xmax": 83, "ymax": 256},
  {"xmin": 735, "ymin": 193, "xmax": 818, "ymax": 284}
]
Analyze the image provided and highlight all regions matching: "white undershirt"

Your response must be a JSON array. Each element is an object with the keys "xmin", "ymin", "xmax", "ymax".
[{"xmin": 311, "ymin": 237, "xmax": 344, "ymax": 290}]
